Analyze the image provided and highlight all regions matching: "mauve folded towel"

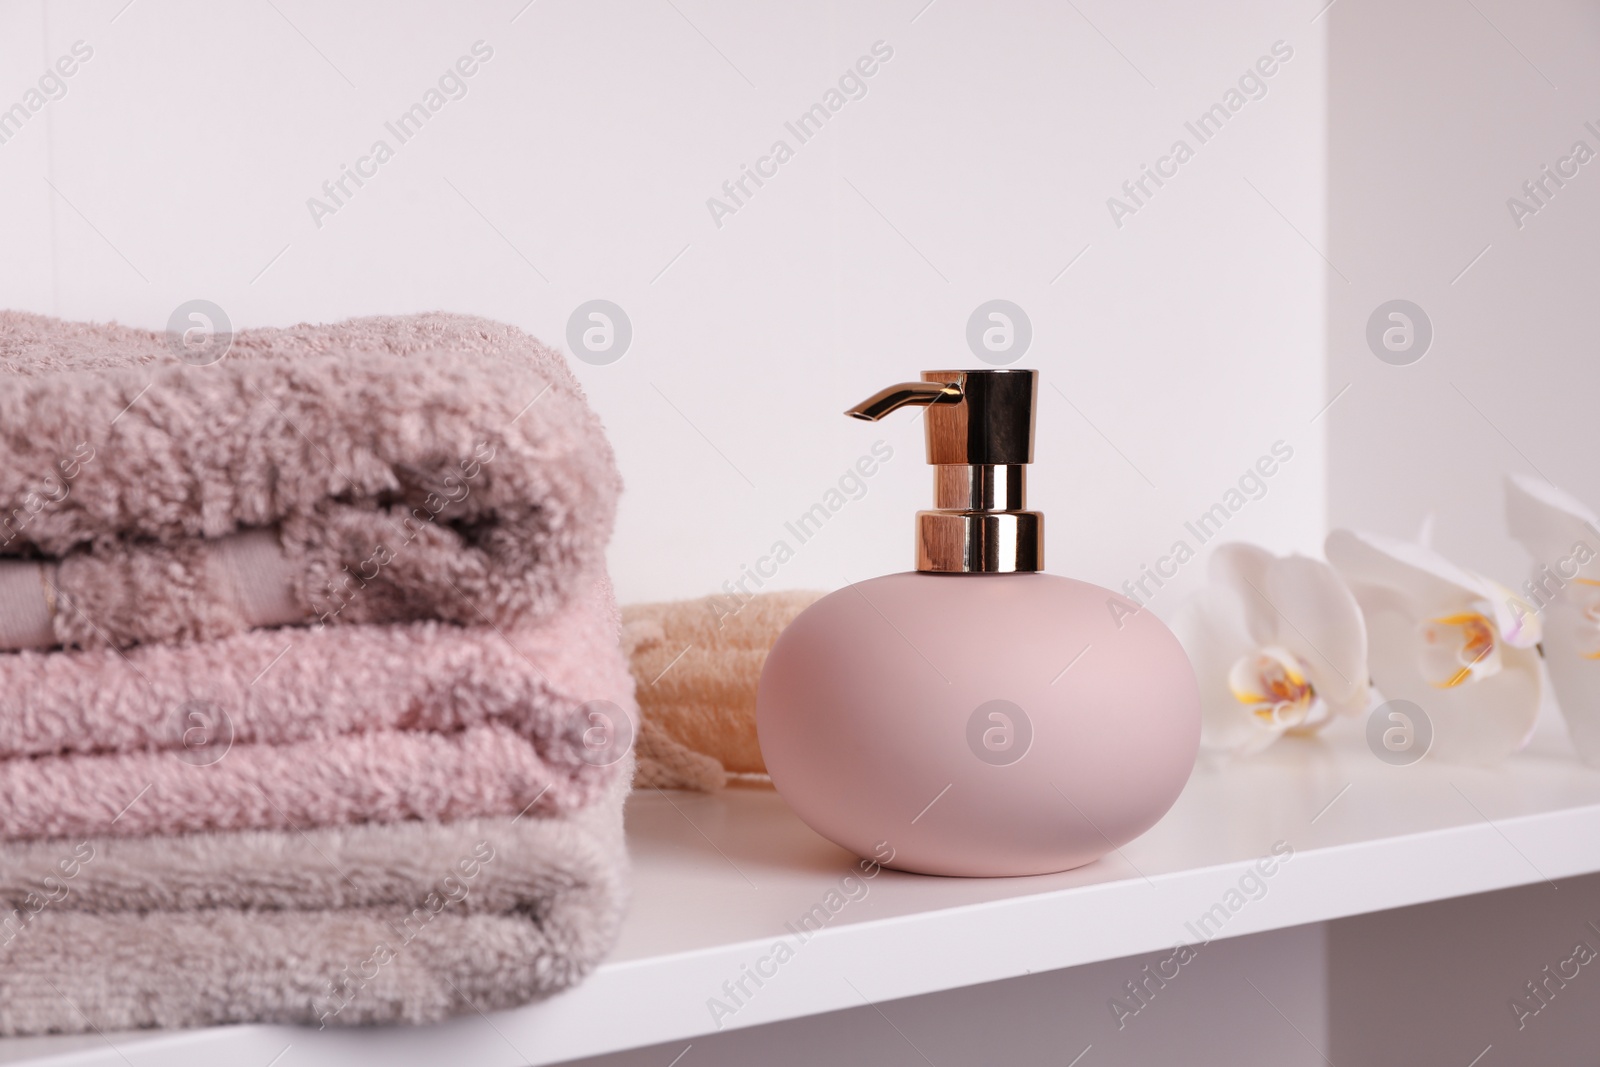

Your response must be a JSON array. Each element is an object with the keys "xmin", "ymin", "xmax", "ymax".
[
  {"xmin": 0, "ymin": 572, "xmax": 637, "ymax": 841},
  {"xmin": 0, "ymin": 311, "xmax": 620, "ymax": 649},
  {"xmin": 0, "ymin": 766, "xmax": 630, "ymax": 1034}
]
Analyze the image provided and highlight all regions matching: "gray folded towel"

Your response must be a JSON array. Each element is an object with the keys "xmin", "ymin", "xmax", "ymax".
[{"xmin": 0, "ymin": 766, "xmax": 630, "ymax": 1034}]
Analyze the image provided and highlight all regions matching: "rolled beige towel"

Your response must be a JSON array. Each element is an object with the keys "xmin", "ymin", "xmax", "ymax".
[{"xmin": 623, "ymin": 591, "xmax": 822, "ymax": 790}]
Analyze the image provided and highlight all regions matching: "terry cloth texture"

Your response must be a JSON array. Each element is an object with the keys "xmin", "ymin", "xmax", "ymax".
[
  {"xmin": 0, "ymin": 310, "xmax": 636, "ymax": 1035},
  {"xmin": 0, "ymin": 311, "xmax": 620, "ymax": 649},
  {"xmin": 0, "ymin": 571, "xmax": 636, "ymax": 841},
  {"xmin": 623, "ymin": 590, "xmax": 821, "ymax": 790},
  {"xmin": 0, "ymin": 765, "xmax": 631, "ymax": 1034}
]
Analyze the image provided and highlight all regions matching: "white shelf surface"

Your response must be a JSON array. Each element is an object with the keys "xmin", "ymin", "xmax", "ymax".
[{"xmin": 8, "ymin": 722, "xmax": 1600, "ymax": 1066}]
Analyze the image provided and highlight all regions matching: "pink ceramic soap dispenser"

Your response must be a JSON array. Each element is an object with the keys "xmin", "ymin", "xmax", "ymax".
[{"xmin": 756, "ymin": 369, "xmax": 1200, "ymax": 877}]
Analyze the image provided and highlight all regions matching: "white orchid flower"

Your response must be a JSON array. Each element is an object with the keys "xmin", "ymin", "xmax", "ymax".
[
  {"xmin": 1173, "ymin": 543, "xmax": 1369, "ymax": 755},
  {"xmin": 1325, "ymin": 527, "xmax": 1542, "ymax": 764},
  {"xmin": 1505, "ymin": 474, "xmax": 1600, "ymax": 764}
]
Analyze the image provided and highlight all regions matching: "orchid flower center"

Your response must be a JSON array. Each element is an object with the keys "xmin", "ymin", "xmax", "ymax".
[
  {"xmin": 1420, "ymin": 611, "xmax": 1501, "ymax": 687},
  {"xmin": 1228, "ymin": 645, "xmax": 1316, "ymax": 728}
]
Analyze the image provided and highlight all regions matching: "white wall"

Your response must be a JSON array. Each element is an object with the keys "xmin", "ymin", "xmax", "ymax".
[
  {"xmin": 1, "ymin": 0, "xmax": 1327, "ymax": 609},
  {"xmin": 1327, "ymin": 0, "xmax": 1600, "ymax": 586}
]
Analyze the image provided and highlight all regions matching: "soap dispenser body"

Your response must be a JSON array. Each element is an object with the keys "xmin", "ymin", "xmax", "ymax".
[
  {"xmin": 757, "ymin": 570, "xmax": 1200, "ymax": 877},
  {"xmin": 756, "ymin": 368, "xmax": 1199, "ymax": 877}
]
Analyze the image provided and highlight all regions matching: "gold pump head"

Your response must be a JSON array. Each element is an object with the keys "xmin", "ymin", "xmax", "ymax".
[{"xmin": 846, "ymin": 369, "xmax": 1041, "ymax": 574}]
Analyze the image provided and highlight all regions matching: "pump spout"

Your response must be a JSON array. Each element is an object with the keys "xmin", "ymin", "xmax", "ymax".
[
  {"xmin": 845, "ymin": 381, "xmax": 963, "ymax": 421},
  {"xmin": 845, "ymin": 369, "xmax": 1042, "ymax": 573}
]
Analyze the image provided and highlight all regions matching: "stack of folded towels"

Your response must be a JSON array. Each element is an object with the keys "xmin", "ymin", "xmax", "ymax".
[{"xmin": 0, "ymin": 311, "xmax": 636, "ymax": 1034}]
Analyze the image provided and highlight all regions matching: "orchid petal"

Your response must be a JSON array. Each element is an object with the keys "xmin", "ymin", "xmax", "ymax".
[
  {"xmin": 1329, "ymin": 526, "xmax": 1543, "ymax": 764},
  {"xmin": 1172, "ymin": 586, "xmax": 1290, "ymax": 755},
  {"xmin": 1506, "ymin": 474, "xmax": 1600, "ymax": 574},
  {"xmin": 1326, "ymin": 528, "xmax": 1534, "ymax": 648},
  {"xmin": 1505, "ymin": 474, "xmax": 1600, "ymax": 766},
  {"xmin": 1326, "ymin": 529, "xmax": 1489, "ymax": 614},
  {"xmin": 1540, "ymin": 595, "xmax": 1600, "ymax": 765},
  {"xmin": 1262, "ymin": 553, "xmax": 1370, "ymax": 712},
  {"xmin": 1176, "ymin": 545, "xmax": 1369, "ymax": 756},
  {"xmin": 1364, "ymin": 603, "xmax": 1541, "ymax": 764},
  {"xmin": 1417, "ymin": 512, "xmax": 1436, "ymax": 550},
  {"xmin": 1208, "ymin": 542, "xmax": 1279, "ymax": 646}
]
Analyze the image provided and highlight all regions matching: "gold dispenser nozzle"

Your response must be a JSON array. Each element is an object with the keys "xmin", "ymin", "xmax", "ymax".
[{"xmin": 845, "ymin": 369, "xmax": 1041, "ymax": 574}]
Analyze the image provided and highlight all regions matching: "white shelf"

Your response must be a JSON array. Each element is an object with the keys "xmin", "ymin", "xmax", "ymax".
[{"xmin": 8, "ymin": 722, "xmax": 1600, "ymax": 1066}]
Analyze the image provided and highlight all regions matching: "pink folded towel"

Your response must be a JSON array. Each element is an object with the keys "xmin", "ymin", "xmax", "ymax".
[
  {"xmin": 0, "ymin": 311, "xmax": 620, "ymax": 650},
  {"xmin": 0, "ymin": 572, "xmax": 637, "ymax": 841}
]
